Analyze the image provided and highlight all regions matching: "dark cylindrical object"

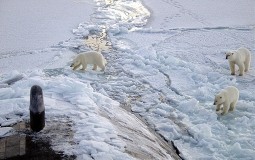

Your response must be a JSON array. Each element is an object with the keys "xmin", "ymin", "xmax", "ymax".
[{"xmin": 29, "ymin": 85, "xmax": 45, "ymax": 132}]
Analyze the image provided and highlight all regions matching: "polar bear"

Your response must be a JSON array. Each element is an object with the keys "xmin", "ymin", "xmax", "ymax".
[
  {"xmin": 70, "ymin": 51, "xmax": 107, "ymax": 71},
  {"xmin": 226, "ymin": 47, "xmax": 251, "ymax": 76},
  {"xmin": 213, "ymin": 86, "xmax": 239, "ymax": 115}
]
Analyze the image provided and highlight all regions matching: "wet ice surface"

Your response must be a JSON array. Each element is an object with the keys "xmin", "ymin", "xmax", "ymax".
[
  {"xmin": 0, "ymin": 0, "xmax": 255, "ymax": 159},
  {"xmin": 84, "ymin": 29, "xmax": 112, "ymax": 52}
]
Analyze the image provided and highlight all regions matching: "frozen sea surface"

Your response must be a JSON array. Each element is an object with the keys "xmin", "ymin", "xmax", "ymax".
[
  {"xmin": 0, "ymin": 0, "xmax": 255, "ymax": 159},
  {"xmin": 0, "ymin": 0, "xmax": 95, "ymax": 53}
]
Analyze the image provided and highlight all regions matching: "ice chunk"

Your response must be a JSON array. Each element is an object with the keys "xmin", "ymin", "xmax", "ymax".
[
  {"xmin": 177, "ymin": 98, "xmax": 199, "ymax": 113},
  {"xmin": 0, "ymin": 127, "xmax": 13, "ymax": 137},
  {"xmin": 1, "ymin": 70, "xmax": 23, "ymax": 85}
]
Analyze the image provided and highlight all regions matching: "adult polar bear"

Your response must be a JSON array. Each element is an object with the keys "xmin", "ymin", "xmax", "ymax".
[
  {"xmin": 226, "ymin": 47, "xmax": 251, "ymax": 76},
  {"xmin": 214, "ymin": 86, "xmax": 239, "ymax": 115},
  {"xmin": 70, "ymin": 51, "xmax": 107, "ymax": 71}
]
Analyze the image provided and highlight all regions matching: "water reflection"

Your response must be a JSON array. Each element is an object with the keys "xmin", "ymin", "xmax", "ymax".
[
  {"xmin": 85, "ymin": 28, "xmax": 112, "ymax": 52},
  {"xmin": 105, "ymin": 0, "xmax": 114, "ymax": 5},
  {"xmin": 92, "ymin": 0, "xmax": 150, "ymax": 28}
]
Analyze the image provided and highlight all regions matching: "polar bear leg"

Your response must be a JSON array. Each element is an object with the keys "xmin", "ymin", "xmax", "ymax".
[
  {"xmin": 100, "ymin": 65, "xmax": 105, "ymax": 71},
  {"xmin": 216, "ymin": 104, "xmax": 221, "ymax": 112},
  {"xmin": 73, "ymin": 64, "xmax": 82, "ymax": 70},
  {"xmin": 98, "ymin": 63, "xmax": 105, "ymax": 71},
  {"xmin": 92, "ymin": 64, "xmax": 97, "ymax": 70},
  {"xmin": 81, "ymin": 63, "xmax": 87, "ymax": 70},
  {"xmin": 229, "ymin": 101, "xmax": 237, "ymax": 111},
  {"xmin": 229, "ymin": 62, "xmax": 235, "ymax": 75},
  {"xmin": 238, "ymin": 63, "xmax": 245, "ymax": 76},
  {"xmin": 244, "ymin": 58, "xmax": 251, "ymax": 72},
  {"xmin": 222, "ymin": 102, "xmax": 230, "ymax": 115}
]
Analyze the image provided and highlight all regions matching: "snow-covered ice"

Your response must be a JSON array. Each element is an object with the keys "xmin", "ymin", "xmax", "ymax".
[
  {"xmin": 0, "ymin": 0, "xmax": 255, "ymax": 159},
  {"xmin": 0, "ymin": 127, "xmax": 13, "ymax": 137},
  {"xmin": 0, "ymin": 71, "xmax": 176, "ymax": 159},
  {"xmin": 0, "ymin": 0, "xmax": 95, "ymax": 53}
]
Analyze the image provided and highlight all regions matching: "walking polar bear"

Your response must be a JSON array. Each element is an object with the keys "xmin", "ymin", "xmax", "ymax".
[
  {"xmin": 226, "ymin": 47, "xmax": 251, "ymax": 76},
  {"xmin": 213, "ymin": 86, "xmax": 239, "ymax": 115},
  {"xmin": 70, "ymin": 51, "xmax": 107, "ymax": 71}
]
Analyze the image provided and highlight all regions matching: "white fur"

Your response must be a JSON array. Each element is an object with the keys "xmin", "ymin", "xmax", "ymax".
[
  {"xmin": 213, "ymin": 86, "xmax": 239, "ymax": 115},
  {"xmin": 226, "ymin": 47, "xmax": 251, "ymax": 76},
  {"xmin": 70, "ymin": 51, "xmax": 107, "ymax": 71}
]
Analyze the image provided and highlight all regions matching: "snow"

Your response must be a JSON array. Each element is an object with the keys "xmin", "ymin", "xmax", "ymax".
[
  {"xmin": 0, "ymin": 0, "xmax": 95, "ymax": 53},
  {"xmin": 146, "ymin": 0, "xmax": 255, "ymax": 29},
  {"xmin": 0, "ymin": 127, "xmax": 13, "ymax": 137},
  {"xmin": 0, "ymin": 0, "xmax": 255, "ymax": 159},
  {"xmin": 0, "ymin": 71, "xmax": 174, "ymax": 159}
]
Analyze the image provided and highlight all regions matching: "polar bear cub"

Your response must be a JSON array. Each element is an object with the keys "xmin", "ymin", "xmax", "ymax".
[
  {"xmin": 226, "ymin": 47, "xmax": 251, "ymax": 76},
  {"xmin": 70, "ymin": 51, "xmax": 107, "ymax": 71},
  {"xmin": 213, "ymin": 86, "xmax": 239, "ymax": 115}
]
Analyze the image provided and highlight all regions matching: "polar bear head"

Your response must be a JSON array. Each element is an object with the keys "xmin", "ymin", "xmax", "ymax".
[
  {"xmin": 70, "ymin": 56, "xmax": 81, "ymax": 68},
  {"xmin": 225, "ymin": 51, "xmax": 236, "ymax": 61},
  {"xmin": 213, "ymin": 93, "xmax": 225, "ymax": 105}
]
